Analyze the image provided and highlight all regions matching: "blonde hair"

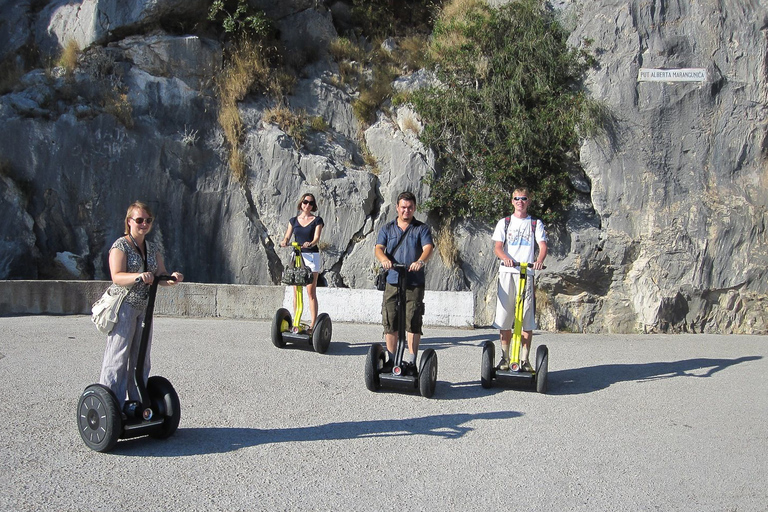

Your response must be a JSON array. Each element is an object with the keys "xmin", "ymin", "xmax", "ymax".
[{"xmin": 124, "ymin": 201, "xmax": 154, "ymax": 235}]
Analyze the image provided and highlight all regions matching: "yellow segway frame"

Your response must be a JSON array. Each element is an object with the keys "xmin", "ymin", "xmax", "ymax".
[
  {"xmin": 291, "ymin": 242, "xmax": 307, "ymax": 331},
  {"xmin": 509, "ymin": 262, "xmax": 528, "ymax": 370}
]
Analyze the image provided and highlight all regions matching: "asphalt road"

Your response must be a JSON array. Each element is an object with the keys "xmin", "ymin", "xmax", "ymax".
[{"xmin": 0, "ymin": 315, "xmax": 766, "ymax": 511}]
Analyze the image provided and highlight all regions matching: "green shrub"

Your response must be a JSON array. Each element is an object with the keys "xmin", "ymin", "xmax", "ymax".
[
  {"xmin": 351, "ymin": 0, "xmax": 441, "ymax": 37},
  {"xmin": 411, "ymin": 0, "xmax": 601, "ymax": 223},
  {"xmin": 208, "ymin": 0, "xmax": 271, "ymax": 39}
]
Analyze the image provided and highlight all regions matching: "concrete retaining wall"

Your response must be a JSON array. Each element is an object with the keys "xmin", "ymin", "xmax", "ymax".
[{"xmin": 0, "ymin": 281, "xmax": 475, "ymax": 327}]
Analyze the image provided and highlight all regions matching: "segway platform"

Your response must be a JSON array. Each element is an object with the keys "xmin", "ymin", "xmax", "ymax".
[{"xmin": 481, "ymin": 340, "xmax": 548, "ymax": 393}]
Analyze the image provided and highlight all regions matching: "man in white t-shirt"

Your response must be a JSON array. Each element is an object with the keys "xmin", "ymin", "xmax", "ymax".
[{"xmin": 491, "ymin": 187, "xmax": 548, "ymax": 371}]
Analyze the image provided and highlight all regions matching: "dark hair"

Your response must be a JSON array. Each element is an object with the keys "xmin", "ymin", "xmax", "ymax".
[
  {"xmin": 297, "ymin": 193, "xmax": 318, "ymax": 212},
  {"xmin": 396, "ymin": 191, "xmax": 417, "ymax": 205},
  {"xmin": 124, "ymin": 201, "xmax": 154, "ymax": 235}
]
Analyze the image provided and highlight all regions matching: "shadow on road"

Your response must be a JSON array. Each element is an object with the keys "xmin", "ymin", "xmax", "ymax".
[
  {"xmin": 112, "ymin": 410, "xmax": 521, "ymax": 457},
  {"xmin": 549, "ymin": 355, "xmax": 762, "ymax": 395},
  {"xmin": 319, "ymin": 333, "xmax": 491, "ymax": 357}
]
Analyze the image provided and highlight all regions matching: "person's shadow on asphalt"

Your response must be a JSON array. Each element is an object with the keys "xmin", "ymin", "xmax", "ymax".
[
  {"xmin": 112, "ymin": 410, "xmax": 522, "ymax": 456},
  {"xmin": 548, "ymin": 355, "xmax": 762, "ymax": 395}
]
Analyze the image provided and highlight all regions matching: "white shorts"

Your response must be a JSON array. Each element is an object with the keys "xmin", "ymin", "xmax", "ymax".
[
  {"xmin": 493, "ymin": 271, "xmax": 536, "ymax": 331},
  {"xmin": 301, "ymin": 252, "xmax": 322, "ymax": 273}
]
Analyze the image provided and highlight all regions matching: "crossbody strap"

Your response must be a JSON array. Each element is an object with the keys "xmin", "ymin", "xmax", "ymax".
[
  {"xmin": 128, "ymin": 234, "xmax": 148, "ymax": 271},
  {"xmin": 388, "ymin": 224, "xmax": 412, "ymax": 263}
]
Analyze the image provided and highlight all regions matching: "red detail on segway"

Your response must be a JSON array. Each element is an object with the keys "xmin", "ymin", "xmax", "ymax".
[
  {"xmin": 142, "ymin": 408, "xmax": 153, "ymax": 420},
  {"xmin": 393, "ymin": 366, "xmax": 402, "ymax": 376},
  {"xmin": 510, "ymin": 363, "xmax": 521, "ymax": 372}
]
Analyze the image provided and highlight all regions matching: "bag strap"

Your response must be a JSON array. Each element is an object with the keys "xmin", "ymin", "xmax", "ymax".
[
  {"xmin": 128, "ymin": 234, "xmax": 148, "ymax": 271},
  {"xmin": 503, "ymin": 216, "xmax": 537, "ymax": 245},
  {"xmin": 387, "ymin": 223, "xmax": 412, "ymax": 263}
]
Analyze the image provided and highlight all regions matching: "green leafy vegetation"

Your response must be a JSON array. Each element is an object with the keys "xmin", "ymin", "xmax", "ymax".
[
  {"xmin": 351, "ymin": 0, "xmax": 440, "ymax": 37},
  {"xmin": 208, "ymin": 0, "xmax": 271, "ymax": 38},
  {"xmin": 411, "ymin": 0, "xmax": 601, "ymax": 223}
]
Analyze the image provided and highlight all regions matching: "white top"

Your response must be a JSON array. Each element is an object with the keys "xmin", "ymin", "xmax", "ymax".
[{"xmin": 491, "ymin": 215, "xmax": 547, "ymax": 274}]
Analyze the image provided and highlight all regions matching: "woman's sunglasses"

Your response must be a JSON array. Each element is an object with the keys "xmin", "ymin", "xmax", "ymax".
[
  {"xmin": 302, "ymin": 200, "xmax": 316, "ymax": 206},
  {"xmin": 131, "ymin": 217, "xmax": 154, "ymax": 225}
]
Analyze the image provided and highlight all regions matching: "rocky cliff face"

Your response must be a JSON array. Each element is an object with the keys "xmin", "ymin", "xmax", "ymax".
[{"xmin": 0, "ymin": 0, "xmax": 766, "ymax": 333}]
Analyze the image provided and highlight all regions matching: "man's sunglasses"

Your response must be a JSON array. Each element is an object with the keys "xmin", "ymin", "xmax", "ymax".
[
  {"xmin": 131, "ymin": 217, "xmax": 153, "ymax": 225},
  {"xmin": 513, "ymin": 196, "xmax": 528, "ymax": 201},
  {"xmin": 302, "ymin": 200, "xmax": 316, "ymax": 206}
]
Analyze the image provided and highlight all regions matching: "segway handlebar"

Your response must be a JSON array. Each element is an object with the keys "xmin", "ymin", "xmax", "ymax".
[
  {"xmin": 504, "ymin": 262, "xmax": 547, "ymax": 269},
  {"xmin": 134, "ymin": 275, "xmax": 178, "ymax": 284}
]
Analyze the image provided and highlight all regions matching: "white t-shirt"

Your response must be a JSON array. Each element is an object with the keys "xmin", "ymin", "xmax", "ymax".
[{"xmin": 491, "ymin": 215, "xmax": 547, "ymax": 274}]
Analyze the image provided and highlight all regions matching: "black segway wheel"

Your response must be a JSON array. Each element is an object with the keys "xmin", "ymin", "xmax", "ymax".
[
  {"xmin": 271, "ymin": 308, "xmax": 291, "ymax": 348},
  {"xmin": 312, "ymin": 313, "xmax": 332, "ymax": 354},
  {"xmin": 364, "ymin": 343, "xmax": 383, "ymax": 391},
  {"xmin": 535, "ymin": 344, "xmax": 549, "ymax": 394},
  {"xmin": 418, "ymin": 348, "xmax": 438, "ymax": 398},
  {"xmin": 147, "ymin": 376, "xmax": 181, "ymax": 439},
  {"xmin": 77, "ymin": 384, "xmax": 121, "ymax": 452},
  {"xmin": 481, "ymin": 340, "xmax": 495, "ymax": 389}
]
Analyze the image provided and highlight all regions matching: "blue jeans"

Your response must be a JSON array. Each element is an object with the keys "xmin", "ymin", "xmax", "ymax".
[{"xmin": 99, "ymin": 303, "xmax": 151, "ymax": 404}]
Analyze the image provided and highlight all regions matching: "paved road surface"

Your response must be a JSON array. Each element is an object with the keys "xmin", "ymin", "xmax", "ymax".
[{"xmin": 0, "ymin": 315, "xmax": 766, "ymax": 511}]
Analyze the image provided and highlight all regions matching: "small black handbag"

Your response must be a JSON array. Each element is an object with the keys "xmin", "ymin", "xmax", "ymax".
[{"xmin": 374, "ymin": 268, "xmax": 388, "ymax": 291}]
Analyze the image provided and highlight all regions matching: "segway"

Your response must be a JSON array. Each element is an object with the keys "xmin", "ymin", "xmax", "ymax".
[
  {"xmin": 364, "ymin": 263, "xmax": 438, "ymax": 398},
  {"xmin": 481, "ymin": 262, "xmax": 548, "ymax": 393},
  {"xmin": 272, "ymin": 242, "xmax": 332, "ymax": 353},
  {"xmin": 77, "ymin": 275, "xmax": 181, "ymax": 452}
]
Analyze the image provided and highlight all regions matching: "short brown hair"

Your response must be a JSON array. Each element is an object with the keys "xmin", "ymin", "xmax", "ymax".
[
  {"xmin": 397, "ymin": 191, "xmax": 416, "ymax": 205},
  {"xmin": 297, "ymin": 193, "xmax": 318, "ymax": 212},
  {"xmin": 124, "ymin": 201, "xmax": 154, "ymax": 235}
]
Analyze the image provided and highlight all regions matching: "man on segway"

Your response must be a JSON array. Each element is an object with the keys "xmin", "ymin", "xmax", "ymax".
[
  {"xmin": 492, "ymin": 186, "xmax": 548, "ymax": 371},
  {"xmin": 375, "ymin": 191, "xmax": 434, "ymax": 375}
]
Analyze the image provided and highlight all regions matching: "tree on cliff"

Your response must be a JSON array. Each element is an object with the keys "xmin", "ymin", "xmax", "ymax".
[{"xmin": 411, "ymin": 0, "xmax": 600, "ymax": 223}]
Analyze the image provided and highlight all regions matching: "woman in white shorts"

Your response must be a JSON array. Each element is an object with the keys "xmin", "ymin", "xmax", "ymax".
[{"xmin": 279, "ymin": 193, "xmax": 324, "ymax": 332}]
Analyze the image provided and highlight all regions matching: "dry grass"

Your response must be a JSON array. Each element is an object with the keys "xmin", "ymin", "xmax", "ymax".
[
  {"xmin": 429, "ymin": 0, "xmax": 491, "ymax": 63},
  {"xmin": 329, "ymin": 37, "xmax": 364, "ymax": 63},
  {"xmin": 441, "ymin": 0, "xmax": 488, "ymax": 21},
  {"xmin": 360, "ymin": 142, "xmax": 380, "ymax": 174},
  {"xmin": 398, "ymin": 35, "xmax": 429, "ymax": 70},
  {"xmin": 434, "ymin": 217, "xmax": 459, "ymax": 266},
  {"xmin": 216, "ymin": 39, "xmax": 273, "ymax": 183},
  {"xmin": 309, "ymin": 115, "xmax": 328, "ymax": 132},
  {"xmin": 400, "ymin": 112, "xmax": 421, "ymax": 136},
  {"xmin": 329, "ymin": 37, "xmax": 365, "ymax": 87},
  {"xmin": 103, "ymin": 87, "xmax": 134, "ymax": 128},
  {"xmin": 57, "ymin": 40, "xmax": 80, "ymax": 77},
  {"xmin": 262, "ymin": 105, "xmax": 307, "ymax": 147}
]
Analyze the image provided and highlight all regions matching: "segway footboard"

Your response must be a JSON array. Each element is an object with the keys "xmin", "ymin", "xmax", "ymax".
[
  {"xmin": 378, "ymin": 373, "xmax": 418, "ymax": 391},
  {"xmin": 493, "ymin": 369, "xmax": 536, "ymax": 388}
]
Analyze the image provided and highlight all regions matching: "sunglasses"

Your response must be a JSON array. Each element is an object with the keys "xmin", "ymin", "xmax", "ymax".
[
  {"xmin": 513, "ymin": 196, "xmax": 528, "ymax": 201},
  {"xmin": 302, "ymin": 200, "xmax": 316, "ymax": 206},
  {"xmin": 131, "ymin": 217, "xmax": 153, "ymax": 225}
]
